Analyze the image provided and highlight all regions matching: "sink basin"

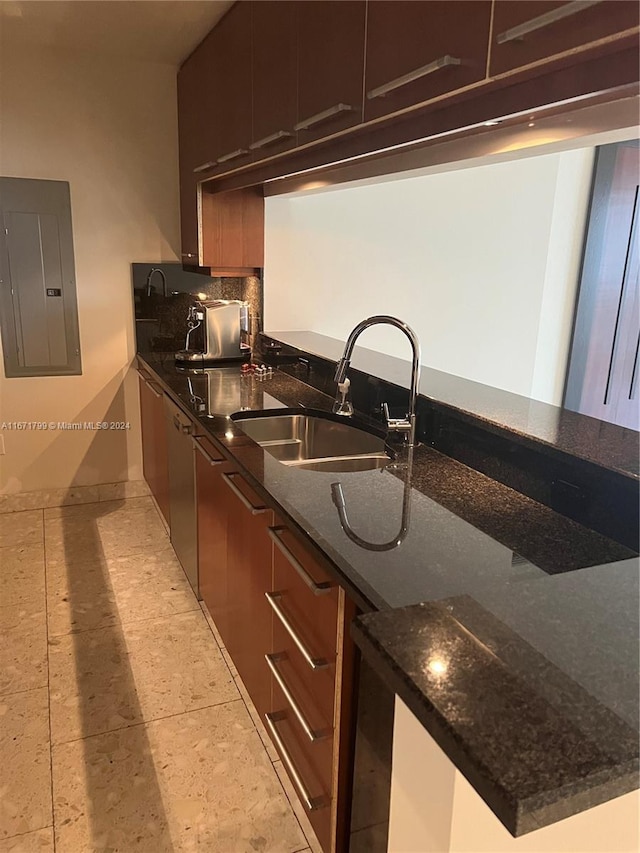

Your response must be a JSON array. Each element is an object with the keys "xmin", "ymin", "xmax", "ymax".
[{"xmin": 231, "ymin": 410, "xmax": 392, "ymax": 472}]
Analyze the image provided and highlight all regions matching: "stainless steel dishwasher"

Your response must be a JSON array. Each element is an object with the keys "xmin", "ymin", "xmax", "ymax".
[{"xmin": 164, "ymin": 396, "xmax": 200, "ymax": 597}]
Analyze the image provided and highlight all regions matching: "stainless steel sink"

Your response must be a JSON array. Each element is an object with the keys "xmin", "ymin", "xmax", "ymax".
[{"xmin": 232, "ymin": 411, "xmax": 391, "ymax": 472}]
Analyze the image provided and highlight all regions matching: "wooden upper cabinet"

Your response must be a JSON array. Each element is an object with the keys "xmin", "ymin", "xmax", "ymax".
[
  {"xmin": 201, "ymin": 186, "xmax": 264, "ymax": 270},
  {"xmin": 296, "ymin": 1, "xmax": 366, "ymax": 145},
  {"xmin": 251, "ymin": 1, "xmax": 298, "ymax": 160},
  {"xmin": 364, "ymin": 1, "xmax": 492, "ymax": 123},
  {"xmin": 490, "ymin": 1, "xmax": 640, "ymax": 77},
  {"xmin": 177, "ymin": 48, "xmax": 208, "ymax": 261},
  {"xmin": 208, "ymin": 2, "xmax": 253, "ymax": 174}
]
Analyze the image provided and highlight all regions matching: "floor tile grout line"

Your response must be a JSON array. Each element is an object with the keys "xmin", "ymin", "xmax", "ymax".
[
  {"xmin": 43, "ymin": 541, "xmax": 172, "ymax": 569},
  {"xmin": 0, "ymin": 825, "xmax": 55, "ymax": 843},
  {"xmin": 42, "ymin": 508, "xmax": 57, "ymax": 853},
  {"xmin": 46, "ymin": 602, "xmax": 203, "ymax": 640},
  {"xmin": 50, "ymin": 696, "xmax": 245, "ymax": 748},
  {"xmin": 0, "ymin": 682, "xmax": 49, "ymax": 700},
  {"xmin": 40, "ymin": 494, "xmax": 156, "ymax": 516}
]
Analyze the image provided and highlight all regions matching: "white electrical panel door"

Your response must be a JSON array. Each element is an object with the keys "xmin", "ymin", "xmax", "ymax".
[{"xmin": 0, "ymin": 177, "xmax": 82, "ymax": 377}]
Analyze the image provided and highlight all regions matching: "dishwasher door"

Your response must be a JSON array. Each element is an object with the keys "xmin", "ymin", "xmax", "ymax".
[{"xmin": 164, "ymin": 396, "xmax": 200, "ymax": 597}]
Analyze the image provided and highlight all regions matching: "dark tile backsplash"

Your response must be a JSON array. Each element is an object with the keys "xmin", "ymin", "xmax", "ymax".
[{"xmin": 132, "ymin": 262, "xmax": 263, "ymax": 355}]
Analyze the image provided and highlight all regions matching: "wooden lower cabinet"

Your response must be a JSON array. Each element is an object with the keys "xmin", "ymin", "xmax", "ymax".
[
  {"xmin": 138, "ymin": 371, "xmax": 170, "ymax": 525},
  {"xmin": 195, "ymin": 437, "xmax": 234, "ymax": 643},
  {"xmin": 266, "ymin": 521, "xmax": 356, "ymax": 853},
  {"xmin": 223, "ymin": 471, "xmax": 274, "ymax": 721},
  {"xmin": 195, "ymin": 435, "xmax": 356, "ymax": 853}
]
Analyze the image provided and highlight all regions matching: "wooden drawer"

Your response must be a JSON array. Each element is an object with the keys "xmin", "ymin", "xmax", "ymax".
[
  {"xmin": 265, "ymin": 703, "xmax": 333, "ymax": 853},
  {"xmin": 270, "ymin": 524, "xmax": 339, "ymax": 724},
  {"xmin": 490, "ymin": 1, "xmax": 639, "ymax": 77}
]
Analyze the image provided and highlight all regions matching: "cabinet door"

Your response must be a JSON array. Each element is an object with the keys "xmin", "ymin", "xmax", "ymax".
[
  {"xmin": 138, "ymin": 373, "xmax": 170, "ymax": 526},
  {"xmin": 251, "ymin": 1, "xmax": 298, "ymax": 160},
  {"xmin": 177, "ymin": 43, "xmax": 211, "ymax": 262},
  {"xmin": 139, "ymin": 373, "xmax": 157, "ymax": 497},
  {"xmin": 296, "ymin": 1, "xmax": 366, "ymax": 145},
  {"xmin": 490, "ymin": 1, "xmax": 640, "ymax": 77},
  {"xmin": 195, "ymin": 439, "xmax": 235, "ymax": 642},
  {"xmin": 210, "ymin": 2, "xmax": 253, "ymax": 174},
  {"xmin": 364, "ymin": 1, "xmax": 492, "ymax": 123},
  {"xmin": 223, "ymin": 472, "xmax": 274, "ymax": 720},
  {"xmin": 201, "ymin": 186, "xmax": 265, "ymax": 270}
]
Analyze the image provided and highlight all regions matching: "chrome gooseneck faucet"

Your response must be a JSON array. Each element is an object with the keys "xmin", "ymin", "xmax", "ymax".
[{"xmin": 333, "ymin": 315, "xmax": 421, "ymax": 447}]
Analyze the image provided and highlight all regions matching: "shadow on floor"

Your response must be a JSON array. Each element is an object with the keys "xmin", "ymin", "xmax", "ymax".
[{"xmin": 54, "ymin": 498, "xmax": 174, "ymax": 851}]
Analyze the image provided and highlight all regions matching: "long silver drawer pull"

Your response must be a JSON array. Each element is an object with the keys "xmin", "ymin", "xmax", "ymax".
[
  {"xmin": 265, "ymin": 654, "xmax": 330, "ymax": 742},
  {"xmin": 367, "ymin": 55, "xmax": 460, "ymax": 100},
  {"xmin": 193, "ymin": 161, "xmax": 216, "ymax": 173},
  {"xmin": 143, "ymin": 378, "xmax": 162, "ymax": 399},
  {"xmin": 192, "ymin": 436, "xmax": 224, "ymax": 466},
  {"xmin": 265, "ymin": 592, "xmax": 329, "ymax": 670},
  {"xmin": 221, "ymin": 472, "xmax": 267, "ymax": 515},
  {"xmin": 294, "ymin": 103, "xmax": 353, "ymax": 131},
  {"xmin": 217, "ymin": 148, "xmax": 249, "ymax": 164},
  {"xmin": 249, "ymin": 130, "xmax": 293, "ymax": 150},
  {"xmin": 268, "ymin": 527, "xmax": 332, "ymax": 596},
  {"xmin": 265, "ymin": 712, "xmax": 327, "ymax": 811},
  {"xmin": 496, "ymin": 0, "xmax": 602, "ymax": 44}
]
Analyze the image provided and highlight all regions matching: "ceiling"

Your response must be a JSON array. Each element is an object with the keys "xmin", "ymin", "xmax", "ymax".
[{"xmin": 0, "ymin": 0, "xmax": 234, "ymax": 65}]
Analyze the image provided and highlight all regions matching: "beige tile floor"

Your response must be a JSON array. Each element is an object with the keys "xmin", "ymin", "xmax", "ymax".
[{"xmin": 0, "ymin": 498, "xmax": 320, "ymax": 852}]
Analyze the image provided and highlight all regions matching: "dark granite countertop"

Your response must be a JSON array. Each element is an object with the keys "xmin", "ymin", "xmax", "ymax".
[{"xmin": 136, "ymin": 351, "xmax": 639, "ymax": 838}]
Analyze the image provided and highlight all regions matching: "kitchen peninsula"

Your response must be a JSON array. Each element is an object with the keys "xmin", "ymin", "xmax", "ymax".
[{"xmin": 136, "ymin": 326, "xmax": 639, "ymax": 853}]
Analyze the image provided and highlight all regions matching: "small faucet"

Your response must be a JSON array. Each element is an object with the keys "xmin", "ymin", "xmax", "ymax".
[
  {"xmin": 333, "ymin": 316, "xmax": 421, "ymax": 447},
  {"xmin": 146, "ymin": 267, "xmax": 168, "ymax": 298}
]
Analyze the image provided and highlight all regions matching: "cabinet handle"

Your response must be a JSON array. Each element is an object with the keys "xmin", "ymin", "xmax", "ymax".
[
  {"xmin": 294, "ymin": 103, "xmax": 353, "ymax": 132},
  {"xmin": 142, "ymin": 377, "xmax": 162, "ymax": 400},
  {"xmin": 264, "ymin": 712, "xmax": 327, "ymax": 811},
  {"xmin": 221, "ymin": 472, "xmax": 267, "ymax": 515},
  {"xmin": 181, "ymin": 252, "xmax": 197, "ymax": 260},
  {"xmin": 269, "ymin": 526, "xmax": 332, "ymax": 596},
  {"xmin": 173, "ymin": 413, "xmax": 192, "ymax": 435},
  {"xmin": 216, "ymin": 148, "xmax": 249, "ymax": 164},
  {"xmin": 496, "ymin": 0, "xmax": 602, "ymax": 44},
  {"xmin": 193, "ymin": 161, "xmax": 216, "ymax": 173},
  {"xmin": 265, "ymin": 654, "xmax": 330, "ymax": 742},
  {"xmin": 366, "ymin": 55, "xmax": 461, "ymax": 100},
  {"xmin": 192, "ymin": 436, "xmax": 224, "ymax": 465},
  {"xmin": 249, "ymin": 130, "xmax": 293, "ymax": 151},
  {"xmin": 265, "ymin": 592, "xmax": 329, "ymax": 671}
]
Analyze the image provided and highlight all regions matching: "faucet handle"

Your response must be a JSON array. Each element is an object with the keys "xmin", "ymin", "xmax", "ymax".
[{"xmin": 383, "ymin": 402, "xmax": 412, "ymax": 434}]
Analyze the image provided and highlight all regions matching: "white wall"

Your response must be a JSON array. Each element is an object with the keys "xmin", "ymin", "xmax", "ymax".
[
  {"xmin": 389, "ymin": 697, "xmax": 640, "ymax": 853},
  {"xmin": 0, "ymin": 41, "xmax": 180, "ymax": 494},
  {"xmin": 264, "ymin": 148, "xmax": 594, "ymax": 404}
]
